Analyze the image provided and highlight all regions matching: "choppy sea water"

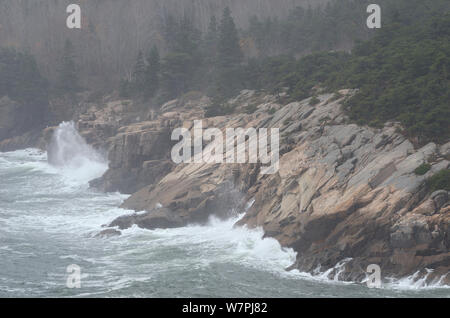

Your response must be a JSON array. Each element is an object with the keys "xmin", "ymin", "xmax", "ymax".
[{"xmin": 0, "ymin": 145, "xmax": 449, "ymax": 297}]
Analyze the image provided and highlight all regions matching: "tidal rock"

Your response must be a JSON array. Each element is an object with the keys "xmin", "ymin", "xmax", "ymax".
[
  {"xmin": 109, "ymin": 208, "xmax": 184, "ymax": 230},
  {"xmin": 95, "ymin": 229, "xmax": 122, "ymax": 238}
]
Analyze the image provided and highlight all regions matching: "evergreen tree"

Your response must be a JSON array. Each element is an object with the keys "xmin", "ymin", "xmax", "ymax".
[
  {"xmin": 160, "ymin": 15, "xmax": 202, "ymax": 100},
  {"xmin": 218, "ymin": 7, "xmax": 243, "ymax": 67},
  {"xmin": 199, "ymin": 15, "xmax": 220, "ymax": 95},
  {"xmin": 58, "ymin": 39, "xmax": 80, "ymax": 94},
  {"xmin": 214, "ymin": 7, "xmax": 243, "ymax": 98},
  {"xmin": 119, "ymin": 78, "xmax": 132, "ymax": 98},
  {"xmin": 161, "ymin": 52, "xmax": 192, "ymax": 100},
  {"xmin": 204, "ymin": 15, "xmax": 219, "ymax": 64},
  {"xmin": 132, "ymin": 50, "xmax": 146, "ymax": 93},
  {"xmin": 0, "ymin": 48, "xmax": 48, "ymax": 135},
  {"xmin": 145, "ymin": 45, "xmax": 160, "ymax": 99}
]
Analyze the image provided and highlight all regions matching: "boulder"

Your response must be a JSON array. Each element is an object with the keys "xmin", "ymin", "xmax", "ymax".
[
  {"xmin": 109, "ymin": 208, "xmax": 184, "ymax": 230},
  {"xmin": 95, "ymin": 229, "xmax": 121, "ymax": 238}
]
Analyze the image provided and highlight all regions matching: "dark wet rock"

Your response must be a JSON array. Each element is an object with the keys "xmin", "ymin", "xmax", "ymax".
[
  {"xmin": 0, "ymin": 129, "xmax": 46, "ymax": 152},
  {"xmin": 109, "ymin": 208, "xmax": 184, "ymax": 230},
  {"xmin": 95, "ymin": 228, "xmax": 122, "ymax": 238}
]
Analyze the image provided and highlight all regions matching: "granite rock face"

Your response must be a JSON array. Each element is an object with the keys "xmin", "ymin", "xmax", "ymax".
[
  {"xmin": 88, "ymin": 97, "xmax": 208, "ymax": 194},
  {"xmin": 234, "ymin": 91, "xmax": 450, "ymax": 284},
  {"xmin": 42, "ymin": 89, "xmax": 449, "ymax": 285}
]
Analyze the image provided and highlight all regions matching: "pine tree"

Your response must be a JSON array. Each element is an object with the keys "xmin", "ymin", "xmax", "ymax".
[
  {"xmin": 199, "ymin": 15, "xmax": 220, "ymax": 95},
  {"xmin": 58, "ymin": 39, "xmax": 80, "ymax": 94},
  {"xmin": 119, "ymin": 78, "xmax": 132, "ymax": 98},
  {"xmin": 204, "ymin": 15, "xmax": 219, "ymax": 64},
  {"xmin": 218, "ymin": 7, "xmax": 243, "ymax": 68},
  {"xmin": 214, "ymin": 7, "xmax": 243, "ymax": 98},
  {"xmin": 145, "ymin": 45, "xmax": 160, "ymax": 99},
  {"xmin": 161, "ymin": 52, "xmax": 192, "ymax": 100},
  {"xmin": 160, "ymin": 15, "xmax": 202, "ymax": 100},
  {"xmin": 132, "ymin": 50, "xmax": 146, "ymax": 93}
]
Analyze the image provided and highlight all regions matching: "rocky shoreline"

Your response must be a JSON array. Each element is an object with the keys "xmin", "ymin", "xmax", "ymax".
[{"xmin": 2, "ymin": 89, "xmax": 449, "ymax": 286}]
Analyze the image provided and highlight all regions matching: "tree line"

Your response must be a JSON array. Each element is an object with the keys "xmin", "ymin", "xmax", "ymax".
[
  {"xmin": 118, "ymin": 7, "xmax": 244, "ymax": 107},
  {"xmin": 2, "ymin": 0, "xmax": 449, "ymax": 145}
]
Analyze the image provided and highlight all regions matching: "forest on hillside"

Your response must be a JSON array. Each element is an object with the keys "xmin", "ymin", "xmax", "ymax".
[{"xmin": 0, "ymin": 0, "xmax": 449, "ymax": 144}]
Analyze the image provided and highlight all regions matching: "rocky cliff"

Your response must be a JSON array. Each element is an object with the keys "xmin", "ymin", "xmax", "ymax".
[
  {"xmin": 70, "ymin": 89, "xmax": 449, "ymax": 286},
  {"xmin": 10, "ymin": 87, "xmax": 446, "ymax": 285}
]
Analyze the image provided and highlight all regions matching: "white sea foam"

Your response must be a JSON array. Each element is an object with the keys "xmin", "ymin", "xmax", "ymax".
[
  {"xmin": 384, "ymin": 270, "xmax": 450, "ymax": 290},
  {"xmin": 1, "ymin": 143, "xmax": 448, "ymax": 296},
  {"xmin": 118, "ymin": 214, "xmax": 297, "ymax": 273},
  {"xmin": 47, "ymin": 121, "xmax": 108, "ymax": 183}
]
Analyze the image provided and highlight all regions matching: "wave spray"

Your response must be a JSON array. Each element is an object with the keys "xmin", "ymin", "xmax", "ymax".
[{"xmin": 48, "ymin": 121, "xmax": 108, "ymax": 183}]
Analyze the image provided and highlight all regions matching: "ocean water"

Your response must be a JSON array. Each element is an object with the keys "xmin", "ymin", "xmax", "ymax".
[{"xmin": 0, "ymin": 124, "xmax": 449, "ymax": 298}]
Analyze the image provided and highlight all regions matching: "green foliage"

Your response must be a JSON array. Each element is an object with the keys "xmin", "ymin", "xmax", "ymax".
[
  {"xmin": 426, "ymin": 169, "xmax": 450, "ymax": 192},
  {"xmin": 244, "ymin": 103, "xmax": 258, "ymax": 114},
  {"xmin": 213, "ymin": 7, "xmax": 244, "ymax": 99},
  {"xmin": 240, "ymin": 9, "xmax": 450, "ymax": 144},
  {"xmin": 119, "ymin": 78, "xmax": 132, "ymax": 98},
  {"xmin": 57, "ymin": 39, "xmax": 81, "ymax": 94},
  {"xmin": 0, "ymin": 47, "xmax": 49, "ymax": 129},
  {"xmin": 145, "ymin": 46, "xmax": 160, "ymax": 99},
  {"xmin": 204, "ymin": 15, "xmax": 219, "ymax": 65},
  {"xmin": 309, "ymin": 96, "xmax": 320, "ymax": 106},
  {"xmin": 342, "ymin": 12, "xmax": 450, "ymax": 144},
  {"xmin": 245, "ymin": 0, "xmax": 450, "ymax": 56},
  {"xmin": 242, "ymin": 52, "xmax": 351, "ymax": 101},
  {"xmin": 242, "ymin": 55, "xmax": 295, "ymax": 92},
  {"xmin": 132, "ymin": 8, "xmax": 243, "ymax": 103},
  {"xmin": 205, "ymin": 95, "xmax": 234, "ymax": 118},
  {"xmin": 246, "ymin": 0, "xmax": 376, "ymax": 56},
  {"xmin": 160, "ymin": 15, "xmax": 203, "ymax": 101},
  {"xmin": 0, "ymin": 48, "xmax": 48, "ymax": 105},
  {"xmin": 115, "ymin": 0, "xmax": 450, "ymax": 141},
  {"xmin": 132, "ymin": 51, "xmax": 146, "ymax": 92},
  {"xmin": 161, "ymin": 52, "xmax": 195, "ymax": 100},
  {"xmin": 268, "ymin": 107, "xmax": 276, "ymax": 115},
  {"xmin": 120, "ymin": 46, "xmax": 161, "ymax": 100},
  {"xmin": 218, "ymin": 7, "xmax": 243, "ymax": 68},
  {"xmin": 415, "ymin": 163, "xmax": 432, "ymax": 176}
]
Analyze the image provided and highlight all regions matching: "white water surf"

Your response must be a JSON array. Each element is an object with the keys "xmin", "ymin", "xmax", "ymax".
[{"xmin": 0, "ymin": 122, "xmax": 448, "ymax": 297}]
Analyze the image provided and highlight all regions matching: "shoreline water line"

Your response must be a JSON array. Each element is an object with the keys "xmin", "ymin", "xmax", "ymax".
[{"xmin": 0, "ymin": 145, "xmax": 448, "ymax": 297}]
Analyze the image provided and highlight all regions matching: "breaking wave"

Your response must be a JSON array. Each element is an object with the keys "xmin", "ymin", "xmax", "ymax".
[
  {"xmin": 0, "ymin": 131, "xmax": 448, "ymax": 296},
  {"xmin": 47, "ymin": 121, "xmax": 108, "ymax": 183}
]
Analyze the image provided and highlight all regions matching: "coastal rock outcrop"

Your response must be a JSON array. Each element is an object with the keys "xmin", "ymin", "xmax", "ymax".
[
  {"xmin": 233, "ymin": 91, "xmax": 450, "ymax": 284},
  {"xmin": 73, "ymin": 89, "xmax": 449, "ymax": 285},
  {"xmin": 89, "ymin": 96, "xmax": 208, "ymax": 194}
]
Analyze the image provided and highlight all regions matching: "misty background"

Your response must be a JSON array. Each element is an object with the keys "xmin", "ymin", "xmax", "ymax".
[
  {"xmin": 0, "ymin": 0, "xmax": 330, "ymax": 88},
  {"xmin": 0, "ymin": 0, "xmax": 449, "ymax": 145}
]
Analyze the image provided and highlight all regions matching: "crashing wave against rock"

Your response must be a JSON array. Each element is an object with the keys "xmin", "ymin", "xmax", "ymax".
[{"xmin": 55, "ymin": 89, "xmax": 449, "ymax": 286}]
